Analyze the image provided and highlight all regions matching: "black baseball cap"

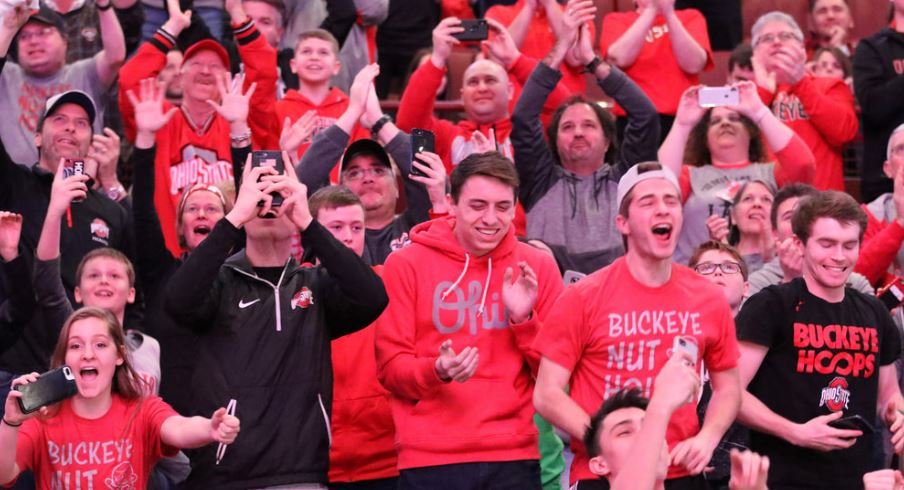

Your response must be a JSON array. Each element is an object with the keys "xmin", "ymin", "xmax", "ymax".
[
  {"xmin": 24, "ymin": 5, "xmax": 64, "ymax": 33},
  {"xmin": 38, "ymin": 90, "xmax": 97, "ymax": 129},
  {"xmin": 340, "ymin": 139, "xmax": 392, "ymax": 173}
]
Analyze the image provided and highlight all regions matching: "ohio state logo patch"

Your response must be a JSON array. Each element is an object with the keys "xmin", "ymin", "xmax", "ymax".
[
  {"xmin": 819, "ymin": 376, "xmax": 851, "ymax": 412},
  {"xmin": 90, "ymin": 218, "xmax": 110, "ymax": 245},
  {"xmin": 291, "ymin": 287, "xmax": 314, "ymax": 310}
]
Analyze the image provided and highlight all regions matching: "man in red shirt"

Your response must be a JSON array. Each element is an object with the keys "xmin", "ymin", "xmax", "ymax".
[
  {"xmin": 751, "ymin": 11, "xmax": 858, "ymax": 191},
  {"xmin": 533, "ymin": 162, "xmax": 741, "ymax": 490},
  {"xmin": 599, "ymin": 0, "xmax": 712, "ymax": 141}
]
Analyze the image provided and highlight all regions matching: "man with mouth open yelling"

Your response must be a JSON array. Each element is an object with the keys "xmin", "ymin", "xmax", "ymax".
[
  {"xmin": 533, "ymin": 162, "xmax": 741, "ymax": 490},
  {"xmin": 735, "ymin": 190, "xmax": 904, "ymax": 489}
]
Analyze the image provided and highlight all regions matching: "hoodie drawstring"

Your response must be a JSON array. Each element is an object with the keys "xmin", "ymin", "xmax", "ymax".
[
  {"xmin": 441, "ymin": 253, "xmax": 470, "ymax": 300},
  {"xmin": 440, "ymin": 254, "xmax": 494, "ymax": 319},
  {"xmin": 476, "ymin": 257, "xmax": 492, "ymax": 318}
]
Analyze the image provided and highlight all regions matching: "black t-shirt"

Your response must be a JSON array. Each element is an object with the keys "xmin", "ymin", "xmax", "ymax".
[
  {"xmin": 736, "ymin": 278, "xmax": 901, "ymax": 489},
  {"xmin": 363, "ymin": 217, "xmax": 413, "ymax": 266}
]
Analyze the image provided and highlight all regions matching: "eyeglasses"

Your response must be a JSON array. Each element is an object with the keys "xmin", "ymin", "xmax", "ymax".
[
  {"xmin": 755, "ymin": 31, "xmax": 801, "ymax": 46},
  {"xmin": 343, "ymin": 166, "xmax": 391, "ymax": 181},
  {"xmin": 19, "ymin": 26, "xmax": 56, "ymax": 42},
  {"xmin": 694, "ymin": 261, "xmax": 742, "ymax": 275}
]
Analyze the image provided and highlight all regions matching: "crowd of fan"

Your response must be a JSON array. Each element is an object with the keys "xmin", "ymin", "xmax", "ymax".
[{"xmin": 0, "ymin": 0, "xmax": 903, "ymax": 489}]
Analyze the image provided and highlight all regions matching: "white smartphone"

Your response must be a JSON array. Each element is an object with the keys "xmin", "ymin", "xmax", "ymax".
[
  {"xmin": 673, "ymin": 336, "xmax": 699, "ymax": 365},
  {"xmin": 698, "ymin": 86, "xmax": 739, "ymax": 108}
]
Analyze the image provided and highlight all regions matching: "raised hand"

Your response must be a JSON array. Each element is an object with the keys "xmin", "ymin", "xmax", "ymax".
[
  {"xmin": 557, "ymin": 0, "xmax": 595, "ymax": 50},
  {"xmin": 435, "ymin": 340, "xmax": 479, "ymax": 383},
  {"xmin": 751, "ymin": 54, "xmax": 777, "ymax": 94},
  {"xmin": 127, "ymin": 77, "xmax": 178, "ymax": 136},
  {"xmin": 674, "ymin": 85, "xmax": 707, "ymax": 128},
  {"xmin": 483, "ymin": 18, "xmax": 520, "ymax": 69},
  {"xmin": 706, "ymin": 214, "xmax": 730, "ymax": 243},
  {"xmin": 266, "ymin": 158, "xmax": 313, "ymax": 230},
  {"xmin": 87, "ymin": 128, "xmax": 122, "ymax": 188},
  {"xmin": 409, "ymin": 151, "xmax": 448, "ymax": 213},
  {"xmin": 279, "ymin": 112, "xmax": 317, "ymax": 155},
  {"xmin": 729, "ymin": 81, "xmax": 768, "ymax": 121},
  {"xmin": 728, "ymin": 449, "xmax": 769, "ymax": 490},
  {"xmin": 771, "ymin": 43, "xmax": 807, "ymax": 85},
  {"xmin": 503, "ymin": 261, "xmax": 538, "ymax": 324},
  {"xmin": 349, "ymin": 63, "xmax": 380, "ymax": 118},
  {"xmin": 431, "ymin": 17, "xmax": 464, "ymax": 67},
  {"xmin": 48, "ymin": 158, "xmax": 90, "ymax": 218},
  {"xmin": 227, "ymin": 156, "xmax": 277, "ymax": 227},
  {"xmin": 206, "ymin": 72, "xmax": 257, "ymax": 125},
  {"xmin": 3, "ymin": 372, "xmax": 44, "ymax": 427},
  {"xmin": 776, "ymin": 236, "xmax": 803, "ymax": 279},
  {"xmin": 470, "ymin": 129, "xmax": 497, "ymax": 154},
  {"xmin": 360, "ymin": 81, "xmax": 384, "ymax": 130},
  {"xmin": 1, "ymin": 0, "xmax": 33, "ymax": 32},
  {"xmin": 162, "ymin": 0, "xmax": 192, "ymax": 36},
  {"xmin": 209, "ymin": 406, "xmax": 241, "ymax": 444},
  {"xmin": 0, "ymin": 211, "xmax": 23, "ymax": 262}
]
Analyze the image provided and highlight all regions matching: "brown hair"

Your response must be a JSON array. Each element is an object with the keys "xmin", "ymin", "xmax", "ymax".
[
  {"xmin": 294, "ymin": 29, "xmax": 340, "ymax": 56},
  {"xmin": 450, "ymin": 152, "xmax": 519, "ymax": 203},
  {"xmin": 308, "ymin": 185, "xmax": 363, "ymax": 219},
  {"xmin": 791, "ymin": 190, "xmax": 867, "ymax": 244},
  {"xmin": 50, "ymin": 307, "xmax": 144, "ymax": 400},
  {"xmin": 684, "ymin": 109, "xmax": 766, "ymax": 166},
  {"xmin": 728, "ymin": 43, "xmax": 753, "ymax": 72},
  {"xmin": 770, "ymin": 182, "xmax": 818, "ymax": 230},
  {"xmin": 812, "ymin": 46, "xmax": 853, "ymax": 78},
  {"xmin": 242, "ymin": 0, "xmax": 286, "ymax": 26},
  {"xmin": 688, "ymin": 240, "xmax": 750, "ymax": 280},
  {"xmin": 76, "ymin": 248, "xmax": 136, "ymax": 288},
  {"xmin": 547, "ymin": 95, "xmax": 618, "ymax": 165}
]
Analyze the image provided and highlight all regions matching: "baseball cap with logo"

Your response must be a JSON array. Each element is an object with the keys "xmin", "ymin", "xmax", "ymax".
[
  {"xmin": 38, "ymin": 90, "xmax": 97, "ymax": 130},
  {"xmin": 340, "ymin": 139, "xmax": 392, "ymax": 174},
  {"xmin": 616, "ymin": 162, "xmax": 681, "ymax": 212}
]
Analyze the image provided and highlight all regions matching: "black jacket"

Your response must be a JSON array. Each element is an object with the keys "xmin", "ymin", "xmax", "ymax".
[
  {"xmin": 164, "ymin": 217, "xmax": 388, "ymax": 489},
  {"xmin": 853, "ymin": 27, "xmax": 904, "ymax": 201}
]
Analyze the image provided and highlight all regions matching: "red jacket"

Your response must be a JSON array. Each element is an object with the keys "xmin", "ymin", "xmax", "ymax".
[
  {"xmin": 329, "ymin": 265, "xmax": 398, "ymax": 483},
  {"xmin": 856, "ymin": 193, "xmax": 904, "ymax": 287},
  {"xmin": 757, "ymin": 76, "xmax": 858, "ymax": 191},
  {"xmin": 118, "ymin": 20, "xmax": 278, "ymax": 256},
  {"xmin": 375, "ymin": 216, "xmax": 564, "ymax": 469}
]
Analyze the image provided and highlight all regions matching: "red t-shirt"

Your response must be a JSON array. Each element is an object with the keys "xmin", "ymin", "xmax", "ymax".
[
  {"xmin": 8, "ymin": 395, "xmax": 178, "ymax": 489},
  {"xmin": 534, "ymin": 257, "xmax": 739, "ymax": 482},
  {"xmin": 599, "ymin": 9, "xmax": 713, "ymax": 116}
]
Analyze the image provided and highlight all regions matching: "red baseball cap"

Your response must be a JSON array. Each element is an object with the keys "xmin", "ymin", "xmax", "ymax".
[{"xmin": 183, "ymin": 39, "xmax": 229, "ymax": 69}]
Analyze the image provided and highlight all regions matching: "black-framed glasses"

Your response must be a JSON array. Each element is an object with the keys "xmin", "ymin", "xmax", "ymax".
[{"xmin": 694, "ymin": 261, "xmax": 742, "ymax": 275}]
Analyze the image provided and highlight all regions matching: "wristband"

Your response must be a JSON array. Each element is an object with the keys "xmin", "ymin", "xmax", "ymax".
[
  {"xmin": 583, "ymin": 55, "xmax": 603, "ymax": 75},
  {"xmin": 96, "ymin": 1, "xmax": 113, "ymax": 10},
  {"xmin": 370, "ymin": 114, "xmax": 393, "ymax": 137},
  {"xmin": 2, "ymin": 417, "xmax": 22, "ymax": 428}
]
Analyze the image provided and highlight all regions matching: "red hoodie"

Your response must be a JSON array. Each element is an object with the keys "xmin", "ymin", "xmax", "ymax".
[
  {"xmin": 375, "ymin": 216, "xmax": 564, "ymax": 469},
  {"xmin": 330, "ymin": 265, "xmax": 398, "ymax": 483},
  {"xmin": 276, "ymin": 87, "xmax": 369, "ymax": 183}
]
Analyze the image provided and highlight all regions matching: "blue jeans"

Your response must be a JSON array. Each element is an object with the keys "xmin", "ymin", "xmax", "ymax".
[{"xmin": 141, "ymin": 5, "xmax": 224, "ymax": 42}]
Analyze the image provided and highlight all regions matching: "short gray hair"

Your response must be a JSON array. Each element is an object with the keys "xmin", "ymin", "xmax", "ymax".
[
  {"xmin": 889, "ymin": 124, "xmax": 904, "ymax": 160},
  {"xmin": 751, "ymin": 11, "xmax": 804, "ymax": 46}
]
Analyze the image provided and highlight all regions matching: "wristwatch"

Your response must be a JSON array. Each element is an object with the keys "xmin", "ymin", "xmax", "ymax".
[
  {"xmin": 106, "ymin": 183, "xmax": 127, "ymax": 201},
  {"xmin": 583, "ymin": 55, "xmax": 603, "ymax": 75}
]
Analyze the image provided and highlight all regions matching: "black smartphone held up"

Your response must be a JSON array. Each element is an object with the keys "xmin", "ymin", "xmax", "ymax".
[
  {"xmin": 62, "ymin": 159, "xmax": 86, "ymax": 203},
  {"xmin": 878, "ymin": 277, "xmax": 904, "ymax": 310},
  {"xmin": 251, "ymin": 151, "xmax": 285, "ymax": 212},
  {"xmin": 16, "ymin": 366, "xmax": 78, "ymax": 414},
  {"xmin": 452, "ymin": 19, "xmax": 489, "ymax": 42},
  {"xmin": 410, "ymin": 129, "xmax": 435, "ymax": 178},
  {"xmin": 829, "ymin": 414, "xmax": 876, "ymax": 434}
]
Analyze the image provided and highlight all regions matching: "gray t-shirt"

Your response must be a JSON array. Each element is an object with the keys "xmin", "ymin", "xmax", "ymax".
[
  {"xmin": 676, "ymin": 163, "xmax": 777, "ymax": 264},
  {"xmin": 0, "ymin": 58, "xmax": 106, "ymax": 166}
]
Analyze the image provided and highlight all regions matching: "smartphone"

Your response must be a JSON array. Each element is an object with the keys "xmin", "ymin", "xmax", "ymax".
[
  {"xmin": 251, "ymin": 151, "xmax": 285, "ymax": 213},
  {"xmin": 673, "ymin": 336, "xmax": 699, "ymax": 365},
  {"xmin": 62, "ymin": 159, "xmax": 86, "ymax": 203},
  {"xmin": 698, "ymin": 86, "xmax": 740, "ymax": 108},
  {"xmin": 829, "ymin": 414, "xmax": 876, "ymax": 434},
  {"xmin": 16, "ymin": 366, "xmax": 78, "ymax": 414},
  {"xmin": 878, "ymin": 277, "xmax": 904, "ymax": 310},
  {"xmin": 563, "ymin": 270, "xmax": 586, "ymax": 286},
  {"xmin": 452, "ymin": 19, "xmax": 489, "ymax": 42},
  {"xmin": 410, "ymin": 129, "xmax": 435, "ymax": 178}
]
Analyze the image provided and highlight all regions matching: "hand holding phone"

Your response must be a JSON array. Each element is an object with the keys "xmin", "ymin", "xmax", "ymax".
[
  {"xmin": 251, "ymin": 151, "xmax": 285, "ymax": 216},
  {"xmin": 451, "ymin": 19, "xmax": 489, "ymax": 42},
  {"xmin": 62, "ymin": 159, "xmax": 87, "ymax": 203},
  {"xmin": 828, "ymin": 414, "xmax": 875, "ymax": 434},
  {"xmin": 410, "ymin": 129, "xmax": 435, "ymax": 178},
  {"xmin": 878, "ymin": 277, "xmax": 904, "ymax": 311},
  {"xmin": 698, "ymin": 86, "xmax": 740, "ymax": 108},
  {"xmin": 15, "ymin": 366, "xmax": 78, "ymax": 414}
]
